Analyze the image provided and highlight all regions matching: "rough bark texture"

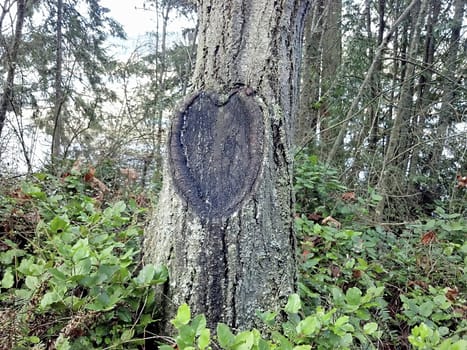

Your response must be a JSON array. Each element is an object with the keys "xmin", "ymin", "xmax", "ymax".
[{"xmin": 144, "ymin": 0, "xmax": 309, "ymax": 332}]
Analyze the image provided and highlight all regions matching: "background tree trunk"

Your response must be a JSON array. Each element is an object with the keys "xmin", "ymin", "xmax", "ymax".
[
  {"xmin": 375, "ymin": 0, "xmax": 428, "ymax": 218},
  {"xmin": 144, "ymin": 0, "xmax": 309, "ymax": 332},
  {"xmin": 296, "ymin": 0, "xmax": 342, "ymax": 150},
  {"xmin": 430, "ymin": 0, "xmax": 464, "ymax": 167},
  {"xmin": 0, "ymin": 0, "xmax": 26, "ymax": 141},
  {"xmin": 51, "ymin": 0, "xmax": 64, "ymax": 161}
]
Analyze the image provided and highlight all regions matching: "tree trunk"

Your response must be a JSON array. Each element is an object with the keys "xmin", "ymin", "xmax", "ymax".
[
  {"xmin": 296, "ymin": 0, "xmax": 342, "ymax": 150},
  {"xmin": 51, "ymin": 0, "xmax": 64, "ymax": 161},
  {"xmin": 431, "ymin": 0, "xmax": 464, "ymax": 167},
  {"xmin": 406, "ymin": 0, "xmax": 440, "ymax": 179},
  {"xmin": 375, "ymin": 0, "xmax": 428, "ymax": 219},
  {"xmin": 144, "ymin": 0, "xmax": 309, "ymax": 332},
  {"xmin": 326, "ymin": 0, "xmax": 418, "ymax": 165},
  {"xmin": 295, "ymin": 6, "xmax": 320, "ymax": 147},
  {"xmin": 0, "ymin": 0, "xmax": 26, "ymax": 141}
]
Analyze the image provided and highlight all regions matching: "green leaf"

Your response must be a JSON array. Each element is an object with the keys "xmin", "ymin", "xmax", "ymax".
[
  {"xmin": 28, "ymin": 336, "xmax": 41, "ymax": 344},
  {"xmin": 40, "ymin": 291, "xmax": 61, "ymax": 308},
  {"xmin": 367, "ymin": 286, "xmax": 385, "ymax": 298},
  {"xmin": 217, "ymin": 323, "xmax": 235, "ymax": 349},
  {"xmin": 285, "ymin": 293, "xmax": 301, "ymax": 314},
  {"xmin": 450, "ymin": 340, "xmax": 467, "ymax": 350},
  {"xmin": 419, "ymin": 301, "xmax": 434, "ymax": 317},
  {"xmin": 363, "ymin": 322, "xmax": 378, "ymax": 335},
  {"xmin": 355, "ymin": 308, "xmax": 371, "ymax": 321},
  {"xmin": 0, "ymin": 246, "xmax": 26, "ymax": 264},
  {"xmin": 198, "ymin": 328, "xmax": 210, "ymax": 349},
  {"xmin": 177, "ymin": 324, "xmax": 196, "ymax": 348},
  {"xmin": 55, "ymin": 335, "xmax": 71, "ymax": 350},
  {"xmin": 297, "ymin": 315, "xmax": 321, "ymax": 336},
  {"xmin": 25, "ymin": 276, "xmax": 39, "ymax": 290},
  {"xmin": 113, "ymin": 200, "xmax": 127, "ymax": 213},
  {"xmin": 153, "ymin": 265, "xmax": 169, "ymax": 284},
  {"xmin": 339, "ymin": 333, "xmax": 353, "ymax": 347},
  {"xmin": 121, "ymin": 328, "xmax": 134, "ymax": 342},
  {"xmin": 331, "ymin": 287, "xmax": 345, "ymax": 304},
  {"xmin": 71, "ymin": 239, "xmax": 90, "ymax": 263},
  {"xmin": 104, "ymin": 201, "xmax": 127, "ymax": 220},
  {"xmin": 21, "ymin": 183, "xmax": 45, "ymax": 199},
  {"xmin": 49, "ymin": 215, "xmax": 70, "ymax": 234},
  {"xmin": 1, "ymin": 268, "xmax": 14, "ymax": 288},
  {"xmin": 334, "ymin": 316, "xmax": 350, "ymax": 328},
  {"xmin": 257, "ymin": 310, "xmax": 277, "ymax": 326},
  {"xmin": 117, "ymin": 309, "xmax": 132, "ymax": 323},
  {"xmin": 97, "ymin": 291, "xmax": 111, "ymax": 307},
  {"xmin": 171, "ymin": 303, "xmax": 191, "ymax": 328},
  {"xmin": 49, "ymin": 268, "xmax": 67, "ymax": 281},
  {"xmin": 17, "ymin": 258, "xmax": 45, "ymax": 276},
  {"xmin": 293, "ymin": 347, "xmax": 312, "ymax": 350},
  {"xmin": 74, "ymin": 257, "xmax": 92, "ymax": 276},
  {"xmin": 433, "ymin": 294, "xmax": 451, "ymax": 310},
  {"xmin": 271, "ymin": 331, "xmax": 293, "ymax": 350},
  {"xmin": 135, "ymin": 264, "xmax": 156, "ymax": 286},
  {"xmin": 345, "ymin": 287, "xmax": 362, "ymax": 305},
  {"xmin": 191, "ymin": 314, "xmax": 207, "ymax": 335},
  {"xmin": 232, "ymin": 330, "xmax": 254, "ymax": 350}
]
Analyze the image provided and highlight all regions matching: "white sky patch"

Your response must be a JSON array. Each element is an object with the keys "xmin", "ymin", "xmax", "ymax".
[{"xmin": 100, "ymin": 0, "xmax": 155, "ymax": 38}]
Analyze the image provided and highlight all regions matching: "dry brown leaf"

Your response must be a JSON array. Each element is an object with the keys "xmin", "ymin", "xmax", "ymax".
[
  {"xmin": 120, "ymin": 167, "xmax": 138, "ymax": 182},
  {"xmin": 420, "ymin": 231, "xmax": 437, "ymax": 245},
  {"xmin": 307, "ymin": 212, "xmax": 323, "ymax": 223},
  {"xmin": 341, "ymin": 191, "xmax": 356, "ymax": 201},
  {"xmin": 445, "ymin": 287, "xmax": 459, "ymax": 302},
  {"xmin": 408, "ymin": 280, "xmax": 429, "ymax": 290},
  {"xmin": 352, "ymin": 270, "xmax": 363, "ymax": 279},
  {"xmin": 456, "ymin": 174, "xmax": 467, "ymax": 188}
]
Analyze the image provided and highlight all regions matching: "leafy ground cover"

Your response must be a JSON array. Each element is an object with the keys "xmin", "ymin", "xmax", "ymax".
[
  {"xmin": 0, "ymin": 157, "xmax": 465, "ymax": 349},
  {"xmin": 0, "ymin": 169, "xmax": 167, "ymax": 349}
]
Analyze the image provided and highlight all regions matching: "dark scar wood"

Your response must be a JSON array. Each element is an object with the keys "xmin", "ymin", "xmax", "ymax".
[{"xmin": 169, "ymin": 89, "xmax": 264, "ymax": 220}]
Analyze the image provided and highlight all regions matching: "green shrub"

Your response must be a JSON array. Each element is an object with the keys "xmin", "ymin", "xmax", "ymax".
[{"xmin": 0, "ymin": 172, "xmax": 166, "ymax": 348}]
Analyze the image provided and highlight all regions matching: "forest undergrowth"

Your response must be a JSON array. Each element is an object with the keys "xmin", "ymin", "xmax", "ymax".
[{"xmin": 0, "ymin": 157, "xmax": 465, "ymax": 349}]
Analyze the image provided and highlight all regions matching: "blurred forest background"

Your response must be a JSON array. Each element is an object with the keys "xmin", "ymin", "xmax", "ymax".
[{"xmin": 0, "ymin": 0, "xmax": 465, "ymax": 220}]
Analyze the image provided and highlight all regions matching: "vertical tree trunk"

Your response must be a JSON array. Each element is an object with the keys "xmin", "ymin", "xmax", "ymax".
[
  {"xmin": 144, "ymin": 0, "xmax": 309, "ymax": 332},
  {"xmin": 367, "ymin": 0, "xmax": 384, "ymax": 153},
  {"xmin": 295, "ymin": 6, "xmax": 320, "ymax": 147},
  {"xmin": 326, "ymin": 0, "xmax": 418, "ymax": 165},
  {"xmin": 407, "ymin": 0, "xmax": 440, "ymax": 179},
  {"xmin": 431, "ymin": 0, "xmax": 464, "ymax": 167},
  {"xmin": 375, "ymin": 0, "xmax": 428, "ymax": 218},
  {"xmin": 51, "ymin": 0, "xmax": 64, "ymax": 161},
  {"xmin": 0, "ymin": 0, "xmax": 26, "ymax": 141},
  {"xmin": 296, "ymin": 0, "xmax": 342, "ymax": 150}
]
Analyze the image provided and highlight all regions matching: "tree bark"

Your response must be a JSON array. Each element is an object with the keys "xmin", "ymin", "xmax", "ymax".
[
  {"xmin": 144, "ymin": 0, "xmax": 309, "ymax": 332},
  {"xmin": 296, "ymin": 0, "xmax": 342, "ymax": 150},
  {"xmin": 51, "ymin": 0, "xmax": 64, "ymax": 161},
  {"xmin": 0, "ymin": 0, "xmax": 26, "ymax": 141}
]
